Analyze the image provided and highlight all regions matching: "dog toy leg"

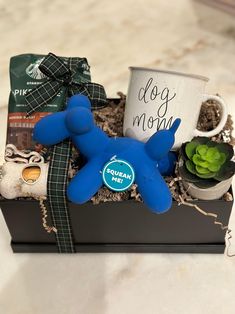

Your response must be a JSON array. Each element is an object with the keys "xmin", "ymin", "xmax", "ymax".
[
  {"xmin": 157, "ymin": 151, "xmax": 177, "ymax": 176},
  {"xmin": 67, "ymin": 157, "xmax": 104, "ymax": 204},
  {"xmin": 135, "ymin": 164, "xmax": 172, "ymax": 213}
]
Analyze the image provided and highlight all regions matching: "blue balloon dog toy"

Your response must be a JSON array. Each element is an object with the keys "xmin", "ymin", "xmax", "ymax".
[{"xmin": 33, "ymin": 94, "xmax": 181, "ymax": 214}]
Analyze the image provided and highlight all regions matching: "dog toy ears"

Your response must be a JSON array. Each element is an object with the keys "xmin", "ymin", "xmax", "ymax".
[
  {"xmin": 145, "ymin": 118, "xmax": 181, "ymax": 161},
  {"xmin": 67, "ymin": 94, "xmax": 91, "ymax": 110}
]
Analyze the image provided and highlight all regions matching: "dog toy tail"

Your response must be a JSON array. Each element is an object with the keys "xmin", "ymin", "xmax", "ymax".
[
  {"xmin": 145, "ymin": 118, "xmax": 181, "ymax": 161},
  {"xmin": 169, "ymin": 118, "xmax": 181, "ymax": 135}
]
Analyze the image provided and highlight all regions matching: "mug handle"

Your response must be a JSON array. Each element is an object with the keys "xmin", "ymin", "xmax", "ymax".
[{"xmin": 193, "ymin": 94, "xmax": 228, "ymax": 137}]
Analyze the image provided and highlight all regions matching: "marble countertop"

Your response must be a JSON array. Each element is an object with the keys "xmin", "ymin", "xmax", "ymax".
[{"xmin": 0, "ymin": 1, "xmax": 235, "ymax": 313}]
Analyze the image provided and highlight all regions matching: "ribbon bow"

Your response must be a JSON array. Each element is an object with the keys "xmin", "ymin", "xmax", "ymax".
[{"xmin": 25, "ymin": 52, "xmax": 107, "ymax": 116}]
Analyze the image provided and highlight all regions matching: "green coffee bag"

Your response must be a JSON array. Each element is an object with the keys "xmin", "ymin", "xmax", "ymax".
[{"xmin": 7, "ymin": 54, "xmax": 91, "ymax": 151}]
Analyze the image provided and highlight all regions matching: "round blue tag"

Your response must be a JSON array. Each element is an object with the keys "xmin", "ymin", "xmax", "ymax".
[{"xmin": 102, "ymin": 158, "xmax": 135, "ymax": 192}]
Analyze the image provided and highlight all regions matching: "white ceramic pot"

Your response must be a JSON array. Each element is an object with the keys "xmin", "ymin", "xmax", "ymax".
[{"xmin": 182, "ymin": 178, "xmax": 232, "ymax": 200}]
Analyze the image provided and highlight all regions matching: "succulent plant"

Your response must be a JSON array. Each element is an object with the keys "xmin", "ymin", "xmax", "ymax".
[{"xmin": 179, "ymin": 137, "xmax": 235, "ymax": 189}]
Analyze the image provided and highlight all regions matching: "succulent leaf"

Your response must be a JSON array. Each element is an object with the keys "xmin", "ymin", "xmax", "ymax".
[
  {"xmin": 216, "ymin": 143, "xmax": 234, "ymax": 161},
  {"xmin": 195, "ymin": 165, "xmax": 211, "ymax": 175},
  {"xmin": 185, "ymin": 160, "xmax": 196, "ymax": 174},
  {"xmin": 185, "ymin": 142, "xmax": 197, "ymax": 160},
  {"xmin": 205, "ymin": 147, "xmax": 219, "ymax": 162},
  {"xmin": 214, "ymin": 161, "xmax": 235, "ymax": 181},
  {"xmin": 178, "ymin": 164, "xmax": 201, "ymax": 183},
  {"xmin": 218, "ymin": 153, "xmax": 226, "ymax": 165},
  {"xmin": 195, "ymin": 171, "xmax": 216, "ymax": 179},
  {"xmin": 179, "ymin": 143, "xmax": 189, "ymax": 161},
  {"xmin": 196, "ymin": 144, "xmax": 208, "ymax": 157},
  {"xmin": 207, "ymin": 162, "xmax": 221, "ymax": 172},
  {"xmin": 192, "ymin": 154, "xmax": 209, "ymax": 167}
]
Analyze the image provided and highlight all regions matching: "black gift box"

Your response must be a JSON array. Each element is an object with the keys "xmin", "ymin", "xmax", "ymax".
[
  {"xmin": 0, "ymin": 193, "xmax": 232, "ymax": 253},
  {"xmin": 1, "ymin": 97, "xmax": 233, "ymax": 254}
]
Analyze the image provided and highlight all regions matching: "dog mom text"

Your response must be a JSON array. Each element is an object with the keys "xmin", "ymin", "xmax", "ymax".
[{"xmin": 133, "ymin": 77, "xmax": 176, "ymax": 131}]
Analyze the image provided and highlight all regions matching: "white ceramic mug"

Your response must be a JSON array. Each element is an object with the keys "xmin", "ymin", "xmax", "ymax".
[{"xmin": 123, "ymin": 67, "xmax": 228, "ymax": 149}]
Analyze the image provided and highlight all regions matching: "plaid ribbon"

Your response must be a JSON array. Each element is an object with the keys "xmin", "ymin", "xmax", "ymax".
[
  {"xmin": 26, "ymin": 52, "xmax": 107, "ymax": 116},
  {"xmin": 26, "ymin": 53, "xmax": 107, "ymax": 253},
  {"xmin": 47, "ymin": 139, "xmax": 74, "ymax": 253}
]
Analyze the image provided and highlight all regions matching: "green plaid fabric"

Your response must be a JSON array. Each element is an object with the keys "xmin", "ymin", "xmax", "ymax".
[
  {"xmin": 26, "ymin": 52, "xmax": 107, "ymax": 116},
  {"xmin": 47, "ymin": 139, "xmax": 74, "ymax": 253},
  {"xmin": 26, "ymin": 53, "xmax": 107, "ymax": 253}
]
